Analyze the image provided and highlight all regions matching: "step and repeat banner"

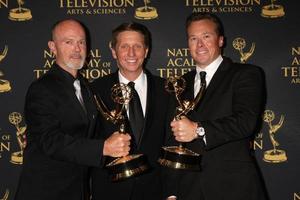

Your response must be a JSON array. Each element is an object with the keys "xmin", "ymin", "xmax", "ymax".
[{"xmin": 0, "ymin": 0, "xmax": 299, "ymax": 199}]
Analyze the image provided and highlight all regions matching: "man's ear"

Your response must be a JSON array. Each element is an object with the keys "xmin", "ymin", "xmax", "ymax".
[
  {"xmin": 109, "ymin": 41, "xmax": 117, "ymax": 59},
  {"xmin": 145, "ymin": 48, "xmax": 149, "ymax": 58},
  {"xmin": 48, "ymin": 41, "xmax": 57, "ymax": 55},
  {"xmin": 219, "ymin": 36, "xmax": 224, "ymax": 47}
]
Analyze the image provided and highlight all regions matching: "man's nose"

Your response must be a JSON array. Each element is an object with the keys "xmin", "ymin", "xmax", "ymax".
[
  {"xmin": 197, "ymin": 39, "xmax": 204, "ymax": 47},
  {"xmin": 128, "ymin": 46, "xmax": 135, "ymax": 56}
]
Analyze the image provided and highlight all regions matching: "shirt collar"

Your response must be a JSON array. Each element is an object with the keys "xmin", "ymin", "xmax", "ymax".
[
  {"xmin": 196, "ymin": 55, "xmax": 223, "ymax": 75},
  {"xmin": 118, "ymin": 70, "xmax": 146, "ymax": 91},
  {"xmin": 195, "ymin": 55, "xmax": 223, "ymax": 85}
]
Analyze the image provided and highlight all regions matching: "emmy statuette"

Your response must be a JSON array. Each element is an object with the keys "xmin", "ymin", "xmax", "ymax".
[
  {"xmin": 94, "ymin": 83, "xmax": 150, "ymax": 181},
  {"xmin": 158, "ymin": 76, "xmax": 206, "ymax": 170},
  {"xmin": 8, "ymin": 0, "xmax": 32, "ymax": 21},
  {"xmin": 263, "ymin": 110, "xmax": 287, "ymax": 163},
  {"xmin": 261, "ymin": 0, "xmax": 285, "ymax": 18},
  {"xmin": 0, "ymin": 46, "xmax": 11, "ymax": 93},
  {"xmin": 134, "ymin": 0, "xmax": 158, "ymax": 20},
  {"xmin": 0, "ymin": 189, "xmax": 9, "ymax": 200},
  {"xmin": 9, "ymin": 112, "xmax": 26, "ymax": 165}
]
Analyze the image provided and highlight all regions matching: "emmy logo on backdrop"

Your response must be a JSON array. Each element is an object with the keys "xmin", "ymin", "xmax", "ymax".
[
  {"xmin": 158, "ymin": 76, "xmax": 206, "ymax": 170},
  {"xmin": 134, "ymin": 0, "xmax": 158, "ymax": 20},
  {"xmin": 8, "ymin": 0, "xmax": 32, "ymax": 21},
  {"xmin": 0, "ymin": 189, "xmax": 9, "ymax": 200},
  {"xmin": 261, "ymin": 0, "xmax": 285, "ymax": 18},
  {"xmin": 9, "ymin": 112, "xmax": 27, "ymax": 165},
  {"xmin": 94, "ymin": 83, "xmax": 150, "ymax": 181},
  {"xmin": 263, "ymin": 110, "xmax": 287, "ymax": 163},
  {"xmin": 232, "ymin": 37, "xmax": 255, "ymax": 63},
  {"xmin": 294, "ymin": 192, "xmax": 300, "ymax": 200},
  {"xmin": 0, "ymin": 45, "xmax": 11, "ymax": 93}
]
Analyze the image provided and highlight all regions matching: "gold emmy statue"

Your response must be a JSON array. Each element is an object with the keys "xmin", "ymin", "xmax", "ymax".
[
  {"xmin": 9, "ymin": 112, "xmax": 27, "ymax": 165},
  {"xmin": 158, "ymin": 76, "xmax": 206, "ymax": 170},
  {"xmin": 94, "ymin": 83, "xmax": 150, "ymax": 181},
  {"xmin": 0, "ymin": 189, "xmax": 9, "ymax": 200},
  {"xmin": 261, "ymin": 0, "xmax": 285, "ymax": 18},
  {"xmin": 0, "ymin": 46, "xmax": 11, "ymax": 93},
  {"xmin": 135, "ymin": 0, "xmax": 158, "ymax": 20},
  {"xmin": 8, "ymin": 0, "xmax": 32, "ymax": 21},
  {"xmin": 232, "ymin": 37, "xmax": 255, "ymax": 63},
  {"xmin": 263, "ymin": 110, "xmax": 287, "ymax": 163}
]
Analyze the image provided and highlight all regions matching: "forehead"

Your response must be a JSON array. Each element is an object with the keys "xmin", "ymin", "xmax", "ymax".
[
  {"xmin": 53, "ymin": 21, "xmax": 86, "ymax": 40},
  {"xmin": 116, "ymin": 31, "xmax": 145, "ymax": 43},
  {"xmin": 187, "ymin": 19, "xmax": 217, "ymax": 35}
]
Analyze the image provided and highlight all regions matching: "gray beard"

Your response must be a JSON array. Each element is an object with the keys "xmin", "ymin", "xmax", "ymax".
[{"xmin": 66, "ymin": 60, "xmax": 85, "ymax": 70}]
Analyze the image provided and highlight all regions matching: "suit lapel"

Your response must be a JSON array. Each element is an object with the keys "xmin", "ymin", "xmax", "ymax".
[
  {"xmin": 81, "ymin": 78, "xmax": 100, "ymax": 138},
  {"xmin": 196, "ymin": 58, "xmax": 232, "ymax": 112},
  {"xmin": 180, "ymin": 58, "xmax": 232, "ymax": 114},
  {"xmin": 81, "ymin": 78, "xmax": 97, "ymax": 120},
  {"xmin": 183, "ymin": 70, "xmax": 196, "ymax": 101},
  {"xmin": 67, "ymin": 81, "xmax": 88, "ymax": 120},
  {"xmin": 51, "ymin": 65, "xmax": 88, "ymax": 121},
  {"xmin": 137, "ymin": 70, "xmax": 154, "ymax": 148}
]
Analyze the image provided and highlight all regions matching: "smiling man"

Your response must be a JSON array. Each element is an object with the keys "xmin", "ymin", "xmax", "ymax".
[
  {"xmin": 14, "ymin": 19, "xmax": 130, "ymax": 200},
  {"xmin": 163, "ymin": 13, "xmax": 269, "ymax": 200},
  {"xmin": 91, "ymin": 22, "xmax": 169, "ymax": 200}
]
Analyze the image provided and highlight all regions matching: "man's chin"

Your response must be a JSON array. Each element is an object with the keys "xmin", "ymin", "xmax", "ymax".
[{"xmin": 66, "ymin": 62, "xmax": 84, "ymax": 70}]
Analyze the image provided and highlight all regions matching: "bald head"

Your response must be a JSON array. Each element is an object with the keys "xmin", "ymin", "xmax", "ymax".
[
  {"xmin": 51, "ymin": 19, "xmax": 85, "ymax": 41},
  {"xmin": 48, "ymin": 19, "xmax": 87, "ymax": 77}
]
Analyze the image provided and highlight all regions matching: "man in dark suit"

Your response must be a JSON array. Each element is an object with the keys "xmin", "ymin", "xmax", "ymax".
[
  {"xmin": 14, "ymin": 19, "xmax": 131, "ymax": 200},
  {"xmin": 163, "ymin": 13, "xmax": 268, "ymax": 200},
  {"xmin": 91, "ymin": 22, "xmax": 169, "ymax": 200}
]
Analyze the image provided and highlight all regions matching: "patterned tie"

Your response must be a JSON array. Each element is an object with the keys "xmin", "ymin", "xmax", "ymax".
[
  {"xmin": 128, "ymin": 81, "xmax": 144, "ymax": 145},
  {"xmin": 73, "ymin": 79, "xmax": 86, "ymax": 112}
]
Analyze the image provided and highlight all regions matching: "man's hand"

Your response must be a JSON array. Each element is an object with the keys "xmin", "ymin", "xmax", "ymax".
[
  {"xmin": 170, "ymin": 116, "xmax": 197, "ymax": 142},
  {"xmin": 103, "ymin": 132, "xmax": 131, "ymax": 157}
]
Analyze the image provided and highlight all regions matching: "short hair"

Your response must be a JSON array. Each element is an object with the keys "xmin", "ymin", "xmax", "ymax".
[
  {"xmin": 186, "ymin": 13, "xmax": 224, "ymax": 37},
  {"xmin": 110, "ymin": 22, "xmax": 151, "ymax": 49},
  {"xmin": 51, "ymin": 18, "xmax": 85, "ymax": 40}
]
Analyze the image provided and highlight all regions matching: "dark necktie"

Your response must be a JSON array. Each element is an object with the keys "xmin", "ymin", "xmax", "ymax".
[
  {"xmin": 128, "ymin": 81, "xmax": 144, "ymax": 145},
  {"xmin": 194, "ymin": 71, "xmax": 207, "ymax": 97},
  {"xmin": 199, "ymin": 71, "xmax": 207, "ymax": 88}
]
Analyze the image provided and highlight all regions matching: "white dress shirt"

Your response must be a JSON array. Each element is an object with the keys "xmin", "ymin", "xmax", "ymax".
[{"xmin": 118, "ymin": 71, "xmax": 147, "ymax": 117}]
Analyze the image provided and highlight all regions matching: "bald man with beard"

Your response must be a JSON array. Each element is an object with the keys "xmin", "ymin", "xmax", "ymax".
[{"xmin": 14, "ymin": 19, "xmax": 131, "ymax": 200}]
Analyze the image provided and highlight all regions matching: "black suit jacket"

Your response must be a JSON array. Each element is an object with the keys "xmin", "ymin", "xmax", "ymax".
[
  {"xmin": 15, "ymin": 64, "xmax": 104, "ymax": 200},
  {"xmin": 90, "ymin": 70, "xmax": 169, "ymax": 200},
  {"xmin": 163, "ymin": 57, "xmax": 268, "ymax": 200}
]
